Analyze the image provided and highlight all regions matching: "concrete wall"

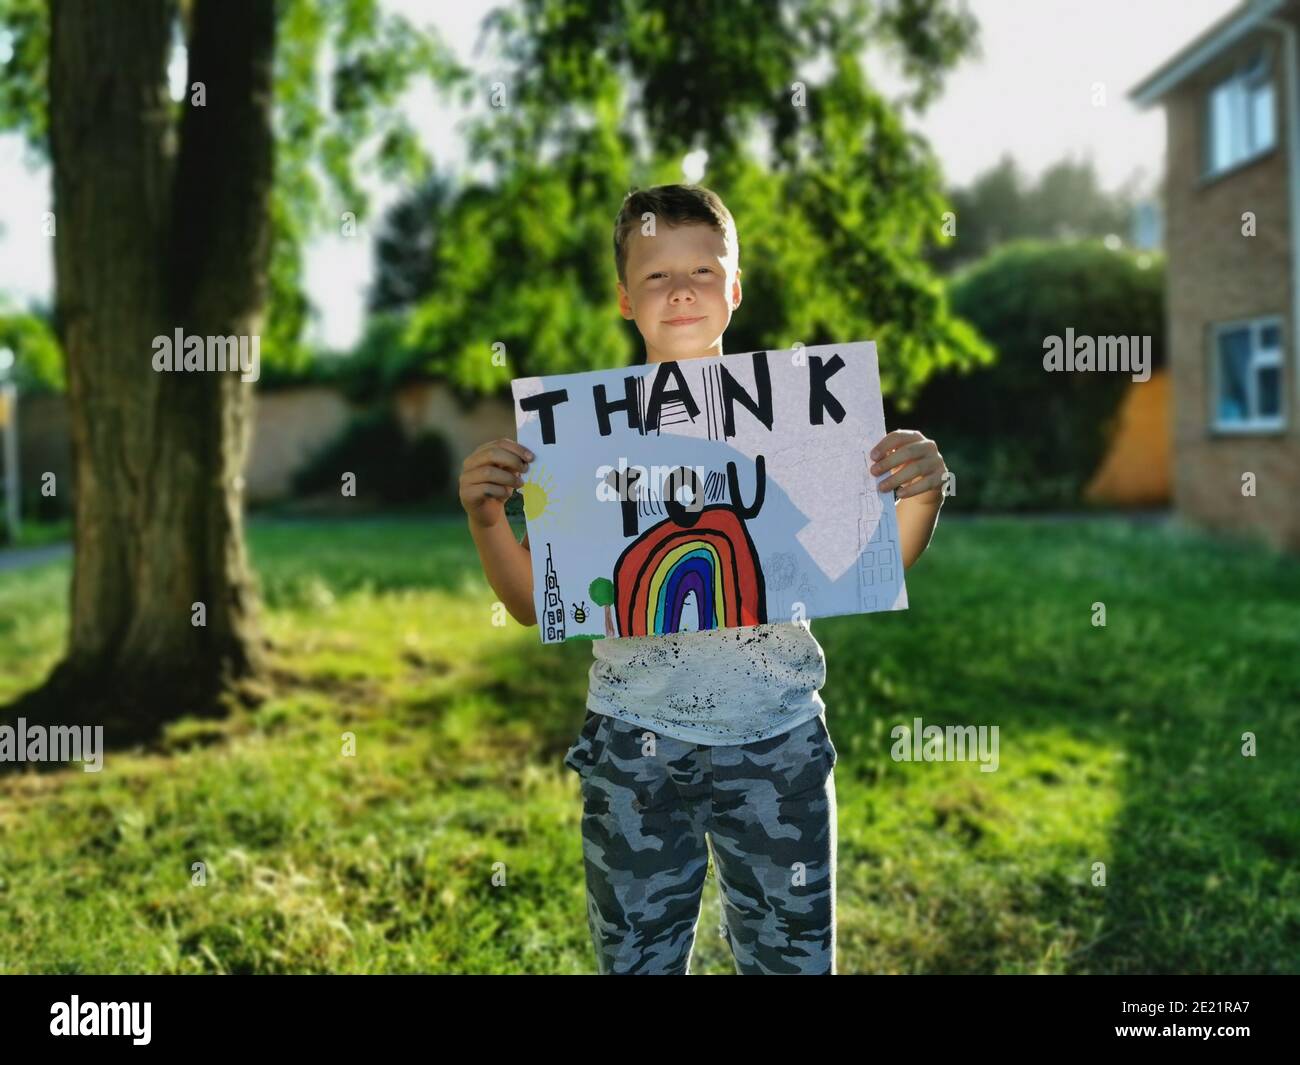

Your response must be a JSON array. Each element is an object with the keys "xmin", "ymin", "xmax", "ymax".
[
  {"xmin": 392, "ymin": 380, "xmax": 518, "ymax": 476},
  {"xmin": 15, "ymin": 381, "xmax": 516, "ymax": 507},
  {"xmin": 244, "ymin": 386, "xmax": 354, "ymax": 503}
]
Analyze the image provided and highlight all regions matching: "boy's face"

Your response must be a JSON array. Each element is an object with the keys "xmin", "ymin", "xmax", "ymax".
[{"xmin": 617, "ymin": 221, "xmax": 742, "ymax": 364}]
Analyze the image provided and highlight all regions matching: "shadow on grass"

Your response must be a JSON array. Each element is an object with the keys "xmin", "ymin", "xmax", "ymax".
[
  {"xmin": 2, "ymin": 510, "xmax": 1296, "ymax": 971},
  {"xmin": 810, "ymin": 516, "xmax": 1300, "ymax": 972}
]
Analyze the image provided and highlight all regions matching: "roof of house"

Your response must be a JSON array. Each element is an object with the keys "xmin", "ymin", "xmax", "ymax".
[{"xmin": 1129, "ymin": 0, "xmax": 1289, "ymax": 107}]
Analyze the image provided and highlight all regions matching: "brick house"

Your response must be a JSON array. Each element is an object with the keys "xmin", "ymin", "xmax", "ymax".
[{"xmin": 1131, "ymin": 0, "xmax": 1300, "ymax": 550}]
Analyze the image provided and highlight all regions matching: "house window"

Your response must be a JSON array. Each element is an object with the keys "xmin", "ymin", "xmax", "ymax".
[
  {"xmin": 1212, "ymin": 317, "xmax": 1285, "ymax": 431},
  {"xmin": 1205, "ymin": 49, "xmax": 1275, "ymax": 175}
]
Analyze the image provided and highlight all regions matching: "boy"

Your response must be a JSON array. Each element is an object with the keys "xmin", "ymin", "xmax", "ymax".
[{"xmin": 460, "ymin": 184, "xmax": 948, "ymax": 974}]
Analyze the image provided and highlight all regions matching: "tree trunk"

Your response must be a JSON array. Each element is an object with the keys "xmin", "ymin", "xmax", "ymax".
[{"xmin": 23, "ymin": 0, "xmax": 275, "ymax": 738}]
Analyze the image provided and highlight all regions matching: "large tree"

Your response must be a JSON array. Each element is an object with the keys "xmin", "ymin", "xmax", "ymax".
[
  {"xmin": 368, "ymin": 0, "xmax": 991, "ymax": 406},
  {"xmin": 0, "ymin": 0, "xmax": 459, "ymax": 736},
  {"xmin": 43, "ymin": 0, "xmax": 273, "ymax": 726}
]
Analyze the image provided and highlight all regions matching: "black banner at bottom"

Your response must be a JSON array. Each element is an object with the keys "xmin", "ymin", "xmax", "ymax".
[{"xmin": 0, "ymin": 973, "xmax": 1294, "ymax": 1051}]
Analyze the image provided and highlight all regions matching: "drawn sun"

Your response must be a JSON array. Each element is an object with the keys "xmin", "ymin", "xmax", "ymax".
[{"xmin": 519, "ymin": 464, "xmax": 557, "ymax": 522}]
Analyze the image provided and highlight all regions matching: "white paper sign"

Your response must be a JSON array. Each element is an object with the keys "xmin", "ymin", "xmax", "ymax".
[{"xmin": 511, "ymin": 341, "xmax": 908, "ymax": 644}]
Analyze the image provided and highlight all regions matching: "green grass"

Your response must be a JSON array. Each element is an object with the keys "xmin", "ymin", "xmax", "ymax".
[{"xmin": 0, "ymin": 513, "xmax": 1297, "ymax": 973}]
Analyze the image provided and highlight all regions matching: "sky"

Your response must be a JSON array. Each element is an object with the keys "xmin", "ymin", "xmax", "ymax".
[{"xmin": 0, "ymin": 0, "xmax": 1242, "ymax": 350}]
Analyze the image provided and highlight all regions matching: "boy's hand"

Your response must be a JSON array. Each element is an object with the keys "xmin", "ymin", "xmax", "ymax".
[
  {"xmin": 869, "ymin": 430, "xmax": 947, "ymax": 507},
  {"xmin": 460, "ymin": 437, "xmax": 535, "ymax": 530}
]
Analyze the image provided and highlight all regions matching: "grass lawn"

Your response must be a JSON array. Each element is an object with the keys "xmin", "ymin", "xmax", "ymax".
[{"xmin": 0, "ymin": 513, "xmax": 1297, "ymax": 974}]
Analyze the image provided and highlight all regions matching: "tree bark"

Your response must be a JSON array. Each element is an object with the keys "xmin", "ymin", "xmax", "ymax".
[{"xmin": 25, "ymin": 0, "xmax": 274, "ymax": 737}]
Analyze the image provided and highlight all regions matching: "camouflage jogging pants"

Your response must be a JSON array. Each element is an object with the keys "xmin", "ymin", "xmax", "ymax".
[{"xmin": 563, "ymin": 708, "xmax": 838, "ymax": 974}]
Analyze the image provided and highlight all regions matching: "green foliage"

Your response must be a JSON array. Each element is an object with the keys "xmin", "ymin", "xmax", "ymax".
[
  {"xmin": 479, "ymin": 0, "xmax": 979, "ymax": 161},
  {"xmin": 327, "ymin": 312, "xmax": 423, "ymax": 403},
  {"xmin": 0, "ymin": 0, "xmax": 47, "ymax": 145},
  {"xmin": 0, "ymin": 302, "xmax": 61, "ymax": 392},
  {"xmin": 291, "ymin": 408, "xmax": 452, "ymax": 503},
  {"xmin": 391, "ymin": 0, "xmax": 990, "ymax": 402},
  {"xmin": 368, "ymin": 174, "xmax": 454, "ymax": 314},
  {"xmin": 403, "ymin": 145, "xmax": 640, "ymax": 391},
  {"xmin": 906, "ymin": 239, "xmax": 1167, "ymax": 510},
  {"xmin": 0, "ymin": 514, "xmax": 68, "ymax": 548},
  {"xmin": 705, "ymin": 58, "xmax": 994, "ymax": 401},
  {"xmin": 3, "ymin": 0, "xmax": 992, "ymax": 403},
  {"xmin": 264, "ymin": 0, "xmax": 470, "ymax": 370},
  {"xmin": 931, "ymin": 154, "xmax": 1145, "ymax": 274},
  {"xmin": 19, "ymin": 477, "xmax": 69, "ymax": 525},
  {"xmin": 1, "ymin": 516, "xmax": 1297, "ymax": 972},
  {"xmin": 255, "ymin": 311, "xmax": 464, "ymax": 406},
  {"xmin": 0, "ymin": 0, "xmax": 470, "ymax": 374},
  {"xmin": 252, "ymin": 346, "xmax": 342, "ymax": 393}
]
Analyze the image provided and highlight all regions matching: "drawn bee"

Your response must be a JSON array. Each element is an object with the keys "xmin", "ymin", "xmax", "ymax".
[{"xmin": 571, "ymin": 601, "xmax": 588, "ymax": 624}]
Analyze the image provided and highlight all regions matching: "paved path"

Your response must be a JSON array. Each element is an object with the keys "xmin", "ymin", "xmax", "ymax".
[{"xmin": 0, "ymin": 543, "xmax": 71, "ymax": 573}]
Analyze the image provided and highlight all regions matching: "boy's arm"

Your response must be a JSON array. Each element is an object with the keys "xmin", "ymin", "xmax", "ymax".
[
  {"xmin": 460, "ymin": 437, "xmax": 537, "ymax": 626},
  {"xmin": 468, "ymin": 518, "xmax": 536, "ymax": 626},
  {"xmin": 868, "ymin": 429, "xmax": 948, "ymax": 571},
  {"xmin": 896, "ymin": 495, "xmax": 942, "ymax": 571}
]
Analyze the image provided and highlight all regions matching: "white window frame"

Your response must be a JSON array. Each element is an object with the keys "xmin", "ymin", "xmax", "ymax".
[
  {"xmin": 1209, "ymin": 315, "xmax": 1286, "ymax": 433},
  {"xmin": 1203, "ymin": 47, "xmax": 1277, "ymax": 178}
]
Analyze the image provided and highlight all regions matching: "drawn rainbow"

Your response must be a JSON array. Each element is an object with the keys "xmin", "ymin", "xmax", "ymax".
[{"xmin": 611, "ymin": 504, "xmax": 767, "ymax": 636}]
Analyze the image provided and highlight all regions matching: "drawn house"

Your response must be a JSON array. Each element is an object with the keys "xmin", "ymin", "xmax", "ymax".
[
  {"xmin": 1131, "ymin": 0, "xmax": 1300, "ymax": 550},
  {"xmin": 857, "ymin": 488, "xmax": 898, "ymax": 614}
]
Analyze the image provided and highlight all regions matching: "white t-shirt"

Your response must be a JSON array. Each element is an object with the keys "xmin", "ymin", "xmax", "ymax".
[{"xmin": 586, "ymin": 620, "xmax": 827, "ymax": 745}]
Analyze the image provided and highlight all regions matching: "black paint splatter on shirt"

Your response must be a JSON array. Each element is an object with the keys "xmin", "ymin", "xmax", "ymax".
[{"xmin": 587, "ymin": 622, "xmax": 827, "ymax": 744}]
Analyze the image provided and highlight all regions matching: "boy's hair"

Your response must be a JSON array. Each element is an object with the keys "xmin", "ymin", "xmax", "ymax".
[{"xmin": 612, "ymin": 184, "xmax": 739, "ymax": 288}]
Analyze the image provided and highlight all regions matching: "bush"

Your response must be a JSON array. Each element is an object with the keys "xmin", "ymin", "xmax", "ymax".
[
  {"xmin": 330, "ymin": 313, "xmax": 426, "ymax": 405},
  {"xmin": 934, "ymin": 434, "xmax": 1084, "ymax": 511},
  {"xmin": 903, "ymin": 239, "xmax": 1166, "ymax": 511},
  {"xmin": 23, "ymin": 479, "xmax": 72, "ymax": 523},
  {"xmin": 0, "ymin": 481, "xmax": 70, "ymax": 546},
  {"xmin": 292, "ymin": 409, "xmax": 453, "ymax": 504}
]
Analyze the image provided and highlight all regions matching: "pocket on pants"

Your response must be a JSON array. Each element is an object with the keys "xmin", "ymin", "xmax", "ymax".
[{"xmin": 563, "ymin": 710, "xmax": 614, "ymax": 781}]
